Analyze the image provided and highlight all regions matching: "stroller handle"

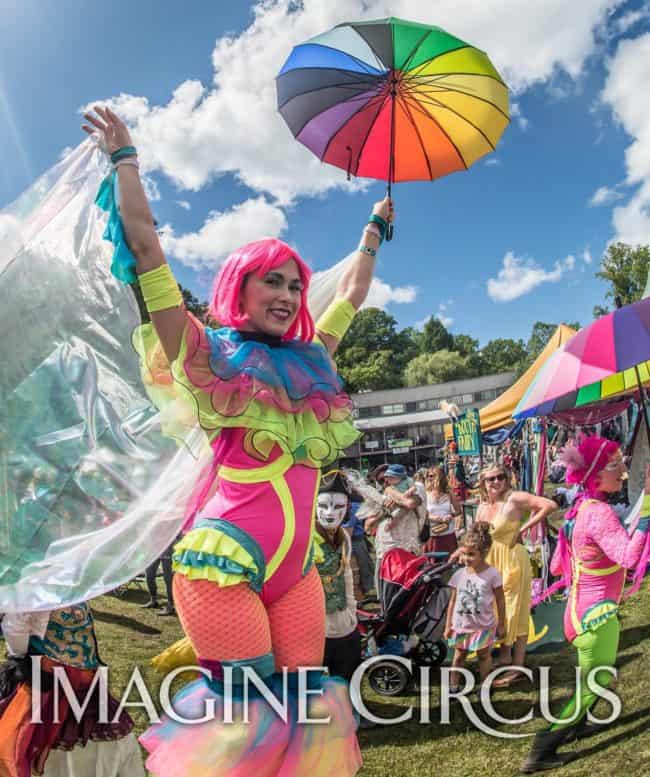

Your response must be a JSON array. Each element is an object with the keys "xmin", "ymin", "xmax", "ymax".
[{"xmin": 420, "ymin": 559, "xmax": 456, "ymax": 583}]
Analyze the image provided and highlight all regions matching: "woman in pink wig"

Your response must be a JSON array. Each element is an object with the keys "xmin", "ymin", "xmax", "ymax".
[
  {"xmin": 522, "ymin": 435, "xmax": 650, "ymax": 773},
  {"xmin": 82, "ymin": 106, "xmax": 393, "ymax": 777}
]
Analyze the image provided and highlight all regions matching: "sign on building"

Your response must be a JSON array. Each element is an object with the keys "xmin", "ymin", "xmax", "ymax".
[
  {"xmin": 453, "ymin": 408, "xmax": 481, "ymax": 456},
  {"xmin": 387, "ymin": 438, "xmax": 413, "ymax": 449}
]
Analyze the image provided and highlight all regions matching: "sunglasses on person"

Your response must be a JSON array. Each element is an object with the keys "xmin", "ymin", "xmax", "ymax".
[
  {"xmin": 604, "ymin": 456, "xmax": 626, "ymax": 472},
  {"xmin": 484, "ymin": 473, "xmax": 507, "ymax": 484}
]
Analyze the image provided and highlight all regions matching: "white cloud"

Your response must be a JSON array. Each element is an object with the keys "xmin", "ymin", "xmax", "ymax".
[
  {"xmin": 510, "ymin": 102, "xmax": 529, "ymax": 130},
  {"xmin": 589, "ymin": 184, "xmax": 624, "ymax": 206},
  {"xmin": 485, "ymin": 158, "xmax": 502, "ymax": 167},
  {"xmin": 487, "ymin": 251, "xmax": 576, "ymax": 302},
  {"xmin": 142, "ymin": 175, "xmax": 161, "ymax": 202},
  {"xmin": 436, "ymin": 302, "xmax": 454, "ymax": 328},
  {"xmin": 613, "ymin": 6, "xmax": 650, "ymax": 35},
  {"xmin": 601, "ymin": 33, "xmax": 650, "ymax": 243},
  {"xmin": 176, "ymin": 200, "xmax": 191, "ymax": 211},
  {"xmin": 160, "ymin": 197, "xmax": 288, "ymax": 269},
  {"xmin": 583, "ymin": 247, "xmax": 593, "ymax": 264},
  {"xmin": 362, "ymin": 278, "xmax": 417, "ymax": 309},
  {"xmin": 86, "ymin": 0, "xmax": 624, "ymax": 206}
]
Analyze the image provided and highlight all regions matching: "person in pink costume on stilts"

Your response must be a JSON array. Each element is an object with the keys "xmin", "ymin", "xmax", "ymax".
[
  {"xmin": 83, "ymin": 105, "xmax": 394, "ymax": 777},
  {"xmin": 522, "ymin": 435, "xmax": 650, "ymax": 773}
]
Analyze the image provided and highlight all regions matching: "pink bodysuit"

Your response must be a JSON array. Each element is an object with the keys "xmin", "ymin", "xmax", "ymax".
[
  {"xmin": 196, "ymin": 428, "xmax": 320, "ymax": 605},
  {"xmin": 551, "ymin": 499, "xmax": 647, "ymax": 641}
]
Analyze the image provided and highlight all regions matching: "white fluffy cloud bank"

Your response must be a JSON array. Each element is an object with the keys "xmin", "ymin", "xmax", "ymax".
[
  {"xmin": 93, "ymin": 0, "xmax": 623, "ymax": 207},
  {"xmin": 160, "ymin": 197, "xmax": 288, "ymax": 269},
  {"xmin": 362, "ymin": 278, "xmax": 417, "ymax": 310},
  {"xmin": 487, "ymin": 251, "xmax": 576, "ymax": 302},
  {"xmin": 601, "ymin": 32, "xmax": 650, "ymax": 244}
]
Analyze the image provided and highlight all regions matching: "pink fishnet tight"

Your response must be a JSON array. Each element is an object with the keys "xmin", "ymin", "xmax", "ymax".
[
  {"xmin": 268, "ymin": 566, "xmax": 325, "ymax": 671},
  {"xmin": 173, "ymin": 567, "xmax": 325, "ymax": 670},
  {"xmin": 173, "ymin": 577, "xmax": 271, "ymax": 660}
]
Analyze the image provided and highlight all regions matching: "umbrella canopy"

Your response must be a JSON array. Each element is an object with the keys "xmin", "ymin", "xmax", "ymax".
[
  {"xmin": 277, "ymin": 17, "xmax": 509, "ymax": 184},
  {"xmin": 514, "ymin": 297, "xmax": 650, "ymax": 419}
]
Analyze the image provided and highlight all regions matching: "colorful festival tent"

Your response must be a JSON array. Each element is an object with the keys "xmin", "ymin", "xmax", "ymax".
[{"xmin": 479, "ymin": 325, "xmax": 577, "ymax": 432}]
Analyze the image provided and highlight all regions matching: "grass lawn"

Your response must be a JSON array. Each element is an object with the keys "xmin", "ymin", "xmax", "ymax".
[{"xmin": 90, "ymin": 582, "xmax": 650, "ymax": 776}]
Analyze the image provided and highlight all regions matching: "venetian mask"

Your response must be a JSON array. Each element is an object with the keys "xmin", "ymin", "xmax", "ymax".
[{"xmin": 316, "ymin": 492, "xmax": 349, "ymax": 530}]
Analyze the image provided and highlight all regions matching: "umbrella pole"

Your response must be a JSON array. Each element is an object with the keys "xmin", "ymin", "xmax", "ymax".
[
  {"xmin": 385, "ymin": 78, "xmax": 396, "ymax": 242},
  {"xmin": 633, "ymin": 365, "xmax": 650, "ymax": 448}
]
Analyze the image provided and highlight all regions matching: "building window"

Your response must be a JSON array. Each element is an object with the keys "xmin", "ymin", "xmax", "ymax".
[{"xmin": 382, "ymin": 403, "xmax": 405, "ymax": 415}]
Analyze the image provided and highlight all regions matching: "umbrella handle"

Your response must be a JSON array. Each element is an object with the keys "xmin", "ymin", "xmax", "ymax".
[{"xmin": 385, "ymin": 181, "xmax": 394, "ymax": 241}]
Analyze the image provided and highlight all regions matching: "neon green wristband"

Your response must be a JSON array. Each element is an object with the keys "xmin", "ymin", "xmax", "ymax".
[
  {"xmin": 316, "ymin": 298, "xmax": 356, "ymax": 341},
  {"xmin": 139, "ymin": 264, "xmax": 183, "ymax": 312}
]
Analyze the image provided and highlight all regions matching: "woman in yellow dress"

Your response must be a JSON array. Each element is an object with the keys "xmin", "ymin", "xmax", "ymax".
[{"xmin": 475, "ymin": 465, "xmax": 557, "ymax": 687}]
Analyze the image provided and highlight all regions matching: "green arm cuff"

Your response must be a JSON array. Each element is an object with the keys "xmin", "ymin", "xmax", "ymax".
[
  {"xmin": 139, "ymin": 264, "xmax": 183, "ymax": 313},
  {"xmin": 315, "ymin": 298, "xmax": 356, "ymax": 343}
]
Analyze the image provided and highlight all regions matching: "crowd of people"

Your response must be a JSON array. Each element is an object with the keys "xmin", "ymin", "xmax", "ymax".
[{"xmin": 1, "ymin": 105, "xmax": 649, "ymax": 777}]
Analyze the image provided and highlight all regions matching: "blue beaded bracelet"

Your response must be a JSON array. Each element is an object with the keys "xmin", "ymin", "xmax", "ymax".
[
  {"xmin": 358, "ymin": 244, "xmax": 377, "ymax": 258},
  {"xmin": 110, "ymin": 146, "xmax": 138, "ymax": 164}
]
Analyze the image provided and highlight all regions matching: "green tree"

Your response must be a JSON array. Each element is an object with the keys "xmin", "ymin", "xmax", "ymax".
[
  {"xmin": 336, "ymin": 308, "xmax": 418, "ymax": 391},
  {"xmin": 341, "ymin": 350, "xmax": 403, "ymax": 392},
  {"xmin": 452, "ymin": 333, "xmax": 479, "ymax": 357},
  {"xmin": 526, "ymin": 320, "xmax": 581, "ymax": 364},
  {"xmin": 181, "ymin": 286, "xmax": 210, "ymax": 322},
  {"xmin": 419, "ymin": 316, "xmax": 454, "ymax": 353},
  {"xmin": 403, "ymin": 350, "xmax": 476, "ymax": 386},
  {"xmin": 594, "ymin": 242, "xmax": 649, "ymax": 316},
  {"xmin": 479, "ymin": 338, "xmax": 527, "ymax": 374}
]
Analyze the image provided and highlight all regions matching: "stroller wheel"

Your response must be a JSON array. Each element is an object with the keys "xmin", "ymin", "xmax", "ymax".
[
  {"xmin": 416, "ymin": 640, "xmax": 448, "ymax": 668},
  {"xmin": 367, "ymin": 660, "xmax": 410, "ymax": 696}
]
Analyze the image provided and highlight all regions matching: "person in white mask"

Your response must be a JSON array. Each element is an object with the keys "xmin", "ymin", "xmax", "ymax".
[{"xmin": 315, "ymin": 471, "xmax": 361, "ymax": 682}]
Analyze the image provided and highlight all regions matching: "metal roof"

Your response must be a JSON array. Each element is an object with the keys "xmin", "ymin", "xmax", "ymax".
[{"xmin": 355, "ymin": 408, "xmax": 449, "ymax": 431}]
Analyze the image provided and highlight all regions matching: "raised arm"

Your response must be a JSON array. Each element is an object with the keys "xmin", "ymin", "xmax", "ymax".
[
  {"xmin": 506, "ymin": 491, "xmax": 558, "ymax": 538},
  {"xmin": 316, "ymin": 197, "xmax": 393, "ymax": 356},
  {"xmin": 83, "ymin": 107, "xmax": 187, "ymax": 362}
]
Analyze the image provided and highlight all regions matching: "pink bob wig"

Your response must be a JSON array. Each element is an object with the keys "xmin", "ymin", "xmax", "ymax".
[
  {"xmin": 209, "ymin": 238, "xmax": 315, "ymax": 342},
  {"xmin": 559, "ymin": 435, "xmax": 620, "ymax": 494}
]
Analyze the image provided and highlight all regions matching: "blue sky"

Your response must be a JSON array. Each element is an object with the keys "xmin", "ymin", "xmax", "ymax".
[{"xmin": 2, "ymin": 0, "xmax": 650, "ymax": 345}]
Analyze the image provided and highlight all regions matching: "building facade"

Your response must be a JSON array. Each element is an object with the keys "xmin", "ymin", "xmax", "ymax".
[{"xmin": 343, "ymin": 371, "xmax": 516, "ymax": 470}]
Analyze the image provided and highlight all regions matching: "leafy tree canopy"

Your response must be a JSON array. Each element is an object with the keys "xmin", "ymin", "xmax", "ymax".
[
  {"xmin": 404, "ymin": 350, "xmax": 477, "ymax": 387},
  {"xmin": 478, "ymin": 338, "xmax": 527, "ymax": 375},
  {"xmin": 452, "ymin": 333, "xmax": 479, "ymax": 357},
  {"xmin": 594, "ymin": 242, "xmax": 649, "ymax": 316},
  {"xmin": 419, "ymin": 316, "xmax": 454, "ymax": 353}
]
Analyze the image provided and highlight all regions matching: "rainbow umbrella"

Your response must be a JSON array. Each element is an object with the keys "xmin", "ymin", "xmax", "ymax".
[
  {"xmin": 513, "ymin": 296, "xmax": 650, "ymax": 441},
  {"xmin": 276, "ymin": 17, "xmax": 509, "ymax": 237}
]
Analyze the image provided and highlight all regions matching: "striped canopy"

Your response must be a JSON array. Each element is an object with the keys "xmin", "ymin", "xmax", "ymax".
[
  {"xmin": 276, "ymin": 17, "xmax": 509, "ymax": 183},
  {"xmin": 514, "ymin": 297, "xmax": 650, "ymax": 419}
]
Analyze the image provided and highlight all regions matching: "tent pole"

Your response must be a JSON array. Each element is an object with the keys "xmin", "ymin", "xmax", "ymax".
[{"xmin": 633, "ymin": 365, "xmax": 650, "ymax": 449}]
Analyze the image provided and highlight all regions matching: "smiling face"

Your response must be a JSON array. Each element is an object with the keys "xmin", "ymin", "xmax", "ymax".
[
  {"xmin": 459, "ymin": 544, "xmax": 483, "ymax": 568},
  {"xmin": 482, "ymin": 467, "xmax": 508, "ymax": 500},
  {"xmin": 316, "ymin": 492, "xmax": 349, "ymax": 531},
  {"xmin": 239, "ymin": 258, "xmax": 303, "ymax": 337},
  {"xmin": 595, "ymin": 450, "xmax": 627, "ymax": 493}
]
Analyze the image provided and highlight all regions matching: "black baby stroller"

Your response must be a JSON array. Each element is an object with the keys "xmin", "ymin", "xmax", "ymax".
[{"xmin": 357, "ymin": 548, "xmax": 453, "ymax": 696}]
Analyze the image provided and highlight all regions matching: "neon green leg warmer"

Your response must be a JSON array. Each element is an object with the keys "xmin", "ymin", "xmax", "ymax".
[{"xmin": 551, "ymin": 616, "xmax": 619, "ymax": 730}]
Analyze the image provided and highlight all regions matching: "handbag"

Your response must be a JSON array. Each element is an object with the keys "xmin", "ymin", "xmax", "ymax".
[
  {"xmin": 430, "ymin": 519, "xmax": 450, "ymax": 536},
  {"xmin": 418, "ymin": 521, "xmax": 431, "ymax": 543}
]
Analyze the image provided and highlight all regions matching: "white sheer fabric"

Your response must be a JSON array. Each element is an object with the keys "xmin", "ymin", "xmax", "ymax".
[{"xmin": 0, "ymin": 142, "xmax": 356, "ymax": 613}]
